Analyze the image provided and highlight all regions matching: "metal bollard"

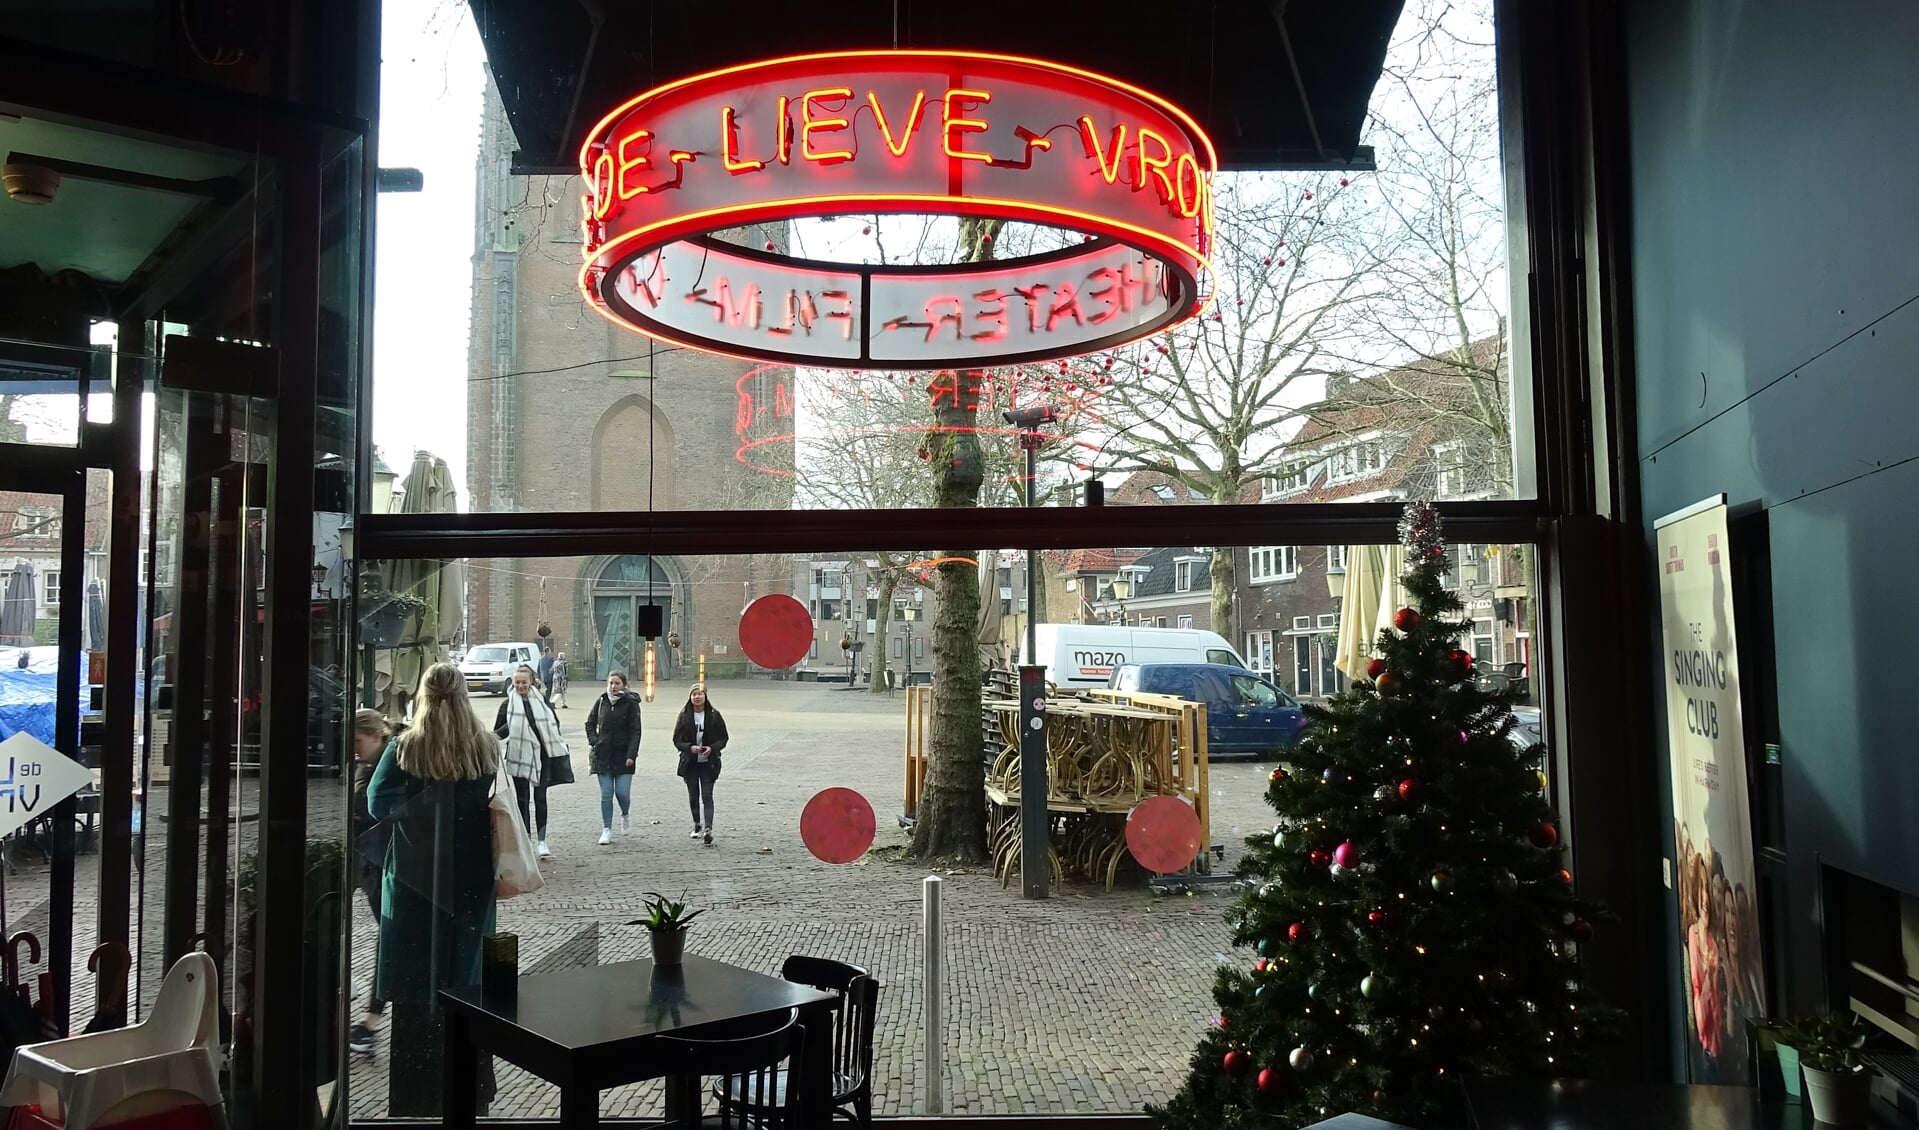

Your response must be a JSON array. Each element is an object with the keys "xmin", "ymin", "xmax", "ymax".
[{"xmin": 923, "ymin": 874, "xmax": 943, "ymax": 1114}]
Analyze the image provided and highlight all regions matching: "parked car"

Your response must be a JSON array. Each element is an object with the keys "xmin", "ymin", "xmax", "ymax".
[
  {"xmin": 1108, "ymin": 662, "xmax": 1305, "ymax": 759},
  {"xmin": 459, "ymin": 642, "xmax": 540, "ymax": 696},
  {"xmin": 1033, "ymin": 624, "xmax": 1246, "ymax": 692}
]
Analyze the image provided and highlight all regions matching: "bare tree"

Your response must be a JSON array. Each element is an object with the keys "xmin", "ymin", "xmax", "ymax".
[
  {"xmin": 1079, "ymin": 175, "xmax": 1392, "ymax": 634},
  {"xmin": 1307, "ymin": 0, "xmax": 1513, "ymax": 497}
]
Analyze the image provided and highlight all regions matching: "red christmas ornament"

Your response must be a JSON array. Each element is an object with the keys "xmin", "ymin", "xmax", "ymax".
[
  {"xmin": 1307, "ymin": 849, "xmax": 1331, "ymax": 868},
  {"xmin": 1366, "ymin": 658, "xmax": 1386, "ymax": 680},
  {"xmin": 1366, "ymin": 909, "xmax": 1388, "ymax": 930},
  {"xmin": 862, "ymin": 225, "xmax": 872, "ymax": 235},
  {"xmin": 1558, "ymin": 868, "xmax": 1574, "ymax": 885},
  {"xmin": 1333, "ymin": 841, "xmax": 1359, "ymax": 868},
  {"xmin": 764, "ymin": 240, "xmax": 776, "ymax": 250},
  {"xmin": 1287, "ymin": 921, "xmax": 1308, "ymax": 943},
  {"xmin": 1257, "ymin": 1067, "xmax": 1286, "ymax": 1095},
  {"xmin": 1223, "ymin": 1049, "xmax": 1251, "ymax": 1075},
  {"xmin": 1531, "ymin": 821, "xmax": 1560, "ymax": 848},
  {"xmin": 1339, "ymin": 176, "xmax": 1350, "ymax": 186},
  {"xmin": 1276, "ymin": 259, "xmax": 1286, "ymax": 266},
  {"xmin": 1376, "ymin": 672, "xmax": 1393, "ymax": 693},
  {"xmin": 1396, "ymin": 778, "xmax": 1420, "ymax": 802},
  {"xmin": 1303, "ymin": 190, "xmax": 1314, "ymax": 200},
  {"xmin": 1570, "ymin": 919, "xmax": 1594, "ymax": 942},
  {"xmin": 1269, "ymin": 767, "xmax": 1288, "ymax": 782},
  {"xmin": 1262, "ymin": 257, "xmax": 1272, "ymax": 265},
  {"xmin": 1253, "ymin": 958, "xmax": 1270, "ymax": 973},
  {"xmin": 1449, "ymin": 649, "xmax": 1473, "ymax": 674},
  {"xmin": 1394, "ymin": 607, "xmax": 1421, "ymax": 632}
]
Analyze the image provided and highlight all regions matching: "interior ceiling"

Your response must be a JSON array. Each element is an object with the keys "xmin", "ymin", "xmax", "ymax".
[
  {"xmin": 0, "ymin": 114, "xmax": 245, "ymax": 286},
  {"xmin": 471, "ymin": 0, "xmax": 1406, "ymax": 172}
]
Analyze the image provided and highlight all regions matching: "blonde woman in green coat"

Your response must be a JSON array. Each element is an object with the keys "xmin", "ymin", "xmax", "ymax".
[{"xmin": 368, "ymin": 662, "xmax": 500, "ymax": 1116}]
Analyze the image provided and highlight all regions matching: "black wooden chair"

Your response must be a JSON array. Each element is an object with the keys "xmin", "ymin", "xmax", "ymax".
[
  {"xmin": 659, "ymin": 1009, "xmax": 806, "ymax": 1130},
  {"xmin": 717, "ymin": 957, "xmax": 880, "ymax": 1127}
]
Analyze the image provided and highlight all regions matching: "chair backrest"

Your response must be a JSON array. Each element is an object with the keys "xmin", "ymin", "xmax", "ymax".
[
  {"xmin": 146, "ymin": 952, "xmax": 219, "ymax": 1051},
  {"xmin": 833, "ymin": 974, "xmax": 879, "ymax": 1088},
  {"xmin": 656, "ymin": 1010, "xmax": 804, "ymax": 1130},
  {"xmin": 779, "ymin": 955, "xmax": 868, "ymax": 994}
]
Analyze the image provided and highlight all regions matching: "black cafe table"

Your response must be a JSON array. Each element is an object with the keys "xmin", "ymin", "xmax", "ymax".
[{"xmin": 439, "ymin": 954, "xmax": 838, "ymax": 1130}]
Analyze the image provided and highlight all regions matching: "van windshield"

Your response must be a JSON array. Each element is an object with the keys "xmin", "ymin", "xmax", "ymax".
[{"xmin": 467, "ymin": 646, "xmax": 509, "ymax": 663}]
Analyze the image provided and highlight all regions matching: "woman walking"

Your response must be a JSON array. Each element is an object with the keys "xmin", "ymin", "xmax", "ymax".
[
  {"xmin": 549, "ymin": 651, "xmax": 570, "ymax": 709},
  {"xmin": 367, "ymin": 663, "xmax": 499, "ymax": 1117},
  {"xmin": 671, "ymin": 682, "xmax": 728, "ymax": 845},
  {"xmin": 584, "ymin": 670, "xmax": 641, "ymax": 845},
  {"xmin": 349, "ymin": 709, "xmax": 391, "ymax": 1056},
  {"xmin": 495, "ymin": 664, "xmax": 563, "ymax": 858}
]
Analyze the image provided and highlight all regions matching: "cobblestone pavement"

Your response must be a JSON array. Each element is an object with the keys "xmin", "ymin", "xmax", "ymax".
[{"xmin": 6, "ymin": 679, "xmax": 1286, "ymax": 1121}]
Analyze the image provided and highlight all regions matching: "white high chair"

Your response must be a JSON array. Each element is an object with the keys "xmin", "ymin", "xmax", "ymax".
[{"xmin": 0, "ymin": 952, "xmax": 224, "ymax": 1130}]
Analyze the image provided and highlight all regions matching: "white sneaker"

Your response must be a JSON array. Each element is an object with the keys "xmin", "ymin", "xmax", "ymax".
[
  {"xmin": 598, "ymin": 828, "xmax": 612, "ymax": 845},
  {"xmin": 620, "ymin": 814, "xmax": 631, "ymax": 834},
  {"xmin": 690, "ymin": 827, "xmax": 703, "ymax": 838},
  {"xmin": 536, "ymin": 840, "xmax": 550, "ymax": 858}
]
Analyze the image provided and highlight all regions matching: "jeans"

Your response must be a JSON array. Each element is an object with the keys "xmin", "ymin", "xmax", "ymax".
[
  {"xmin": 598, "ymin": 772, "xmax": 633, "ymax": 829},
  {"xmin": 684, "ymin": 773, "xmax": 715, "ymax": 830},
  {"xmin": 511, "ymin": 775, "xmax": 548, "ymax": 839}
]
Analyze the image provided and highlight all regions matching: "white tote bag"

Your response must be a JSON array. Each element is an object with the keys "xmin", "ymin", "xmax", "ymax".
[{"xmin": 490, "ymin": 763, "xmax": 545, "ymax": 899}]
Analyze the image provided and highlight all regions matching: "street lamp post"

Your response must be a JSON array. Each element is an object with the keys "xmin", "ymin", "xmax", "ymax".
[
  {"xmin": 901, "ymin": 604, "xmax": 919, "ymax": 688},
  {"xmin": 1109, "ymin": 574, "xmax": 1133, "ymax": 625},
  {"xmin": 1002, "ymin": 403, "xmax": 1059, "ymax": 902}
]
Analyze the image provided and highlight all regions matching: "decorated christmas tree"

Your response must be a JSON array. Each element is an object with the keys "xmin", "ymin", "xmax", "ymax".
[{"xmin": 1152, "ymin": 501, "xmax": 1617, "ymax": 1130}]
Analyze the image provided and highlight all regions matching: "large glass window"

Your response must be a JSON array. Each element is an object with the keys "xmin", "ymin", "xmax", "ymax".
[
  {"xmin": 370, "ymin": 0, "xmax": 1527, "ymax": 529},
  {"xmin": 342, "ymin": 539, "xmax": 1538, "ymax": 1121}
]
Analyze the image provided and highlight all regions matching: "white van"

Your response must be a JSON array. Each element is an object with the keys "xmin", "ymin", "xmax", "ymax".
[
  {"xmin": 1030, "ymin": 624, "xmax": 1245, "ymax": 691},
  {"xmin": 459, "ymin": 641, "xmax": 541, "ymax": 696}
]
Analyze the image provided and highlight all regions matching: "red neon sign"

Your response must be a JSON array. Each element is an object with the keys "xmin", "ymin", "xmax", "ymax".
[{"xmin": 578, "ymin": 50, "xmax": 1216, "ymax": 369}]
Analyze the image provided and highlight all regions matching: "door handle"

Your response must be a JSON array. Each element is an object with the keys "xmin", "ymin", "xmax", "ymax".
[{"xmin": 1235, "ymin": 712, "xmax": 1249, "ymax": 719}]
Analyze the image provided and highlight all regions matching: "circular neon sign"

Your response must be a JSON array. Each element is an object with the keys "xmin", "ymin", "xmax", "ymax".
[{"xmin": 578, "ymin": 50, "xmax": 1217, "ymax": 369}]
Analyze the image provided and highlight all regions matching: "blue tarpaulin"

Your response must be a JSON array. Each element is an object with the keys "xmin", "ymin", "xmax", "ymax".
[{"xmin": 0, "ymin": 670, "xmax": 58, "ymax": 745}]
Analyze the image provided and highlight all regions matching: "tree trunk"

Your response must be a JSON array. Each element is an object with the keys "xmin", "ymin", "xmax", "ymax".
[
  {"xmin": 908, "ymin": 217, "xmax": 999, "ymax": 864},
  {"xmin": 868, "ymin": 571, "xmax": 899, "ymax": 694},
  {"xmin": 1209, "ymin": 549, "xmax": 1236, "ymax": 639}
]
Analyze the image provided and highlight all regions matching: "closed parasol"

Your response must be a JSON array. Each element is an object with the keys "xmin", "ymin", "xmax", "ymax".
[
  {"xmin": 1333, "ymin": 543, "xmax": 1409, "ymax": 681},
  {"xmin": 380, "ymin": 452, "xmax": 463, "ymax": 719},
  {"xmin": 0, "ymin": 563, "xmax": 36, "ymax": 648}
]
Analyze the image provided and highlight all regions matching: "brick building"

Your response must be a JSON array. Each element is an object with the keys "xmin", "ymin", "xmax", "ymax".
[
  {"xmin": 464, "ymin": 71, "xmax": 795, "ymax": 680},
  {"xmin": 1239, "ymin": 342, "xmax": 1534, "ymax": 700}
]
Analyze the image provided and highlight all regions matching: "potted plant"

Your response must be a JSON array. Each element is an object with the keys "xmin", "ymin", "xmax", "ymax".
[
  {"xmin": 359, "ymin": 589, "xmax": 429, "ymax": 649},
  {"xmin": 630, "ymin": 891, "xmax": 704, "ymax": 966},
  {"xmin": 1795, "ymin": 1012, "xmax": 1875, "ymax": 1126},
  {"xmin": 1756, "ymin": 1018, "xmax": 1804, "ymax": 1100}
]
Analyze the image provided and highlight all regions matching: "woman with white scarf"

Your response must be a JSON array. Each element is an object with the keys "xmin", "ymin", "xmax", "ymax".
[{"xmin": 493, "ymin": 663, "xmax": 565, "ymax": 858}]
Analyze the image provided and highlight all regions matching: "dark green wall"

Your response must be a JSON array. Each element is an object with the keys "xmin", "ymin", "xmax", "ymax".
[{"xmin": 1626, "ymin": 0, "xmax": 1919, "ymax": 1016}]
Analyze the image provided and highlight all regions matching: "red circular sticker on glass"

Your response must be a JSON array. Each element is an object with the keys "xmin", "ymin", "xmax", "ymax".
[
  {"xmin": 1125, "ymin": 795, "xmax": 1203, "ymax": 874},
  {"xmin": 738, "ymin": 593, "xmax": 813, "ymax": 669},
  {"xmin": 800, "ymin": 787, "xmax": 877, "ymax": 864}
]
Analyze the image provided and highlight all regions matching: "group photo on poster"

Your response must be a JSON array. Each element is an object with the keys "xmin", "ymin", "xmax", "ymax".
[{"xmin": 1657, "ymin": 496, "xmax": 1765, "ymax": 1083}]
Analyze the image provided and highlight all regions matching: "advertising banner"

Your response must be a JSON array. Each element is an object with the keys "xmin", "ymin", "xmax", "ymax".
[{"xmin": 1656, "ymin": 495, "xmax": 1764, "ymax": 1082}]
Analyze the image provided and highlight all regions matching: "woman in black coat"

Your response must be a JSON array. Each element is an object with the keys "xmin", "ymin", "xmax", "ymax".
[
  {"xmin": 671, "ymin": 682, "xmax": 729, "ymax": 845},
  {"xmin": 584, "ymin": 670, "xmax": 643, "ymax": 845}
]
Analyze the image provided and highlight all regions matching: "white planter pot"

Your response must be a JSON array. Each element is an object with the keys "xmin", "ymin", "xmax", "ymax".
[{"xmin": 1802, "ymin": 1065, "xmax": 1873, "ymax": 1126}]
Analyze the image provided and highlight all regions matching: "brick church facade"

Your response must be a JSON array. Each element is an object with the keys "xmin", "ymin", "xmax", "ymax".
[{"xmin": 464, "ymin": 71, "xmax": 794, "ymax": 680}]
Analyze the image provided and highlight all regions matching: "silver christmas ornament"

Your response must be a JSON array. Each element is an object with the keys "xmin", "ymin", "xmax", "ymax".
[{"xmin": 1289, "ymin": 1046, "xmax": 1314, "ymax": 1071}]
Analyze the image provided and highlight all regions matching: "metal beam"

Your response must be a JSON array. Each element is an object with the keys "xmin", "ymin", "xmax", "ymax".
[{"xmin": 359, "ymin": 500, "xmax": 1546, "ymax": 561}]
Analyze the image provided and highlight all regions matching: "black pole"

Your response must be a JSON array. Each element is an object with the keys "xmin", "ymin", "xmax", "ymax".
[{"xmin": 1019, "ymin": 438, "xmax": 1048, "ymax": 898}]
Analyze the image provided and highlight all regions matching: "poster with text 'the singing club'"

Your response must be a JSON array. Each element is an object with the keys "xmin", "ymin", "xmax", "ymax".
[{"xmin": 1657, "ymin": 495, "xmax": 1763, "ymax": 1084}]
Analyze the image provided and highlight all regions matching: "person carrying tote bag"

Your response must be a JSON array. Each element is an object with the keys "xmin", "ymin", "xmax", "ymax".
[{"xmin": 495, "ymin": 664, "xmax": 567, "ymax": 859}]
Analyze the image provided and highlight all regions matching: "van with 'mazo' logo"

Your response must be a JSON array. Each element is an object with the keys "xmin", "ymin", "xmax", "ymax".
[{"xmin": 1030, "ymin": 624, "xmax": 1245, "ymax": 691}]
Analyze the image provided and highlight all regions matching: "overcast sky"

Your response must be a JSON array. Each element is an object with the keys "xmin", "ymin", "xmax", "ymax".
[{"xmin": 371, "ymin": 0, "xmax": 485, "ymax": 498}]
